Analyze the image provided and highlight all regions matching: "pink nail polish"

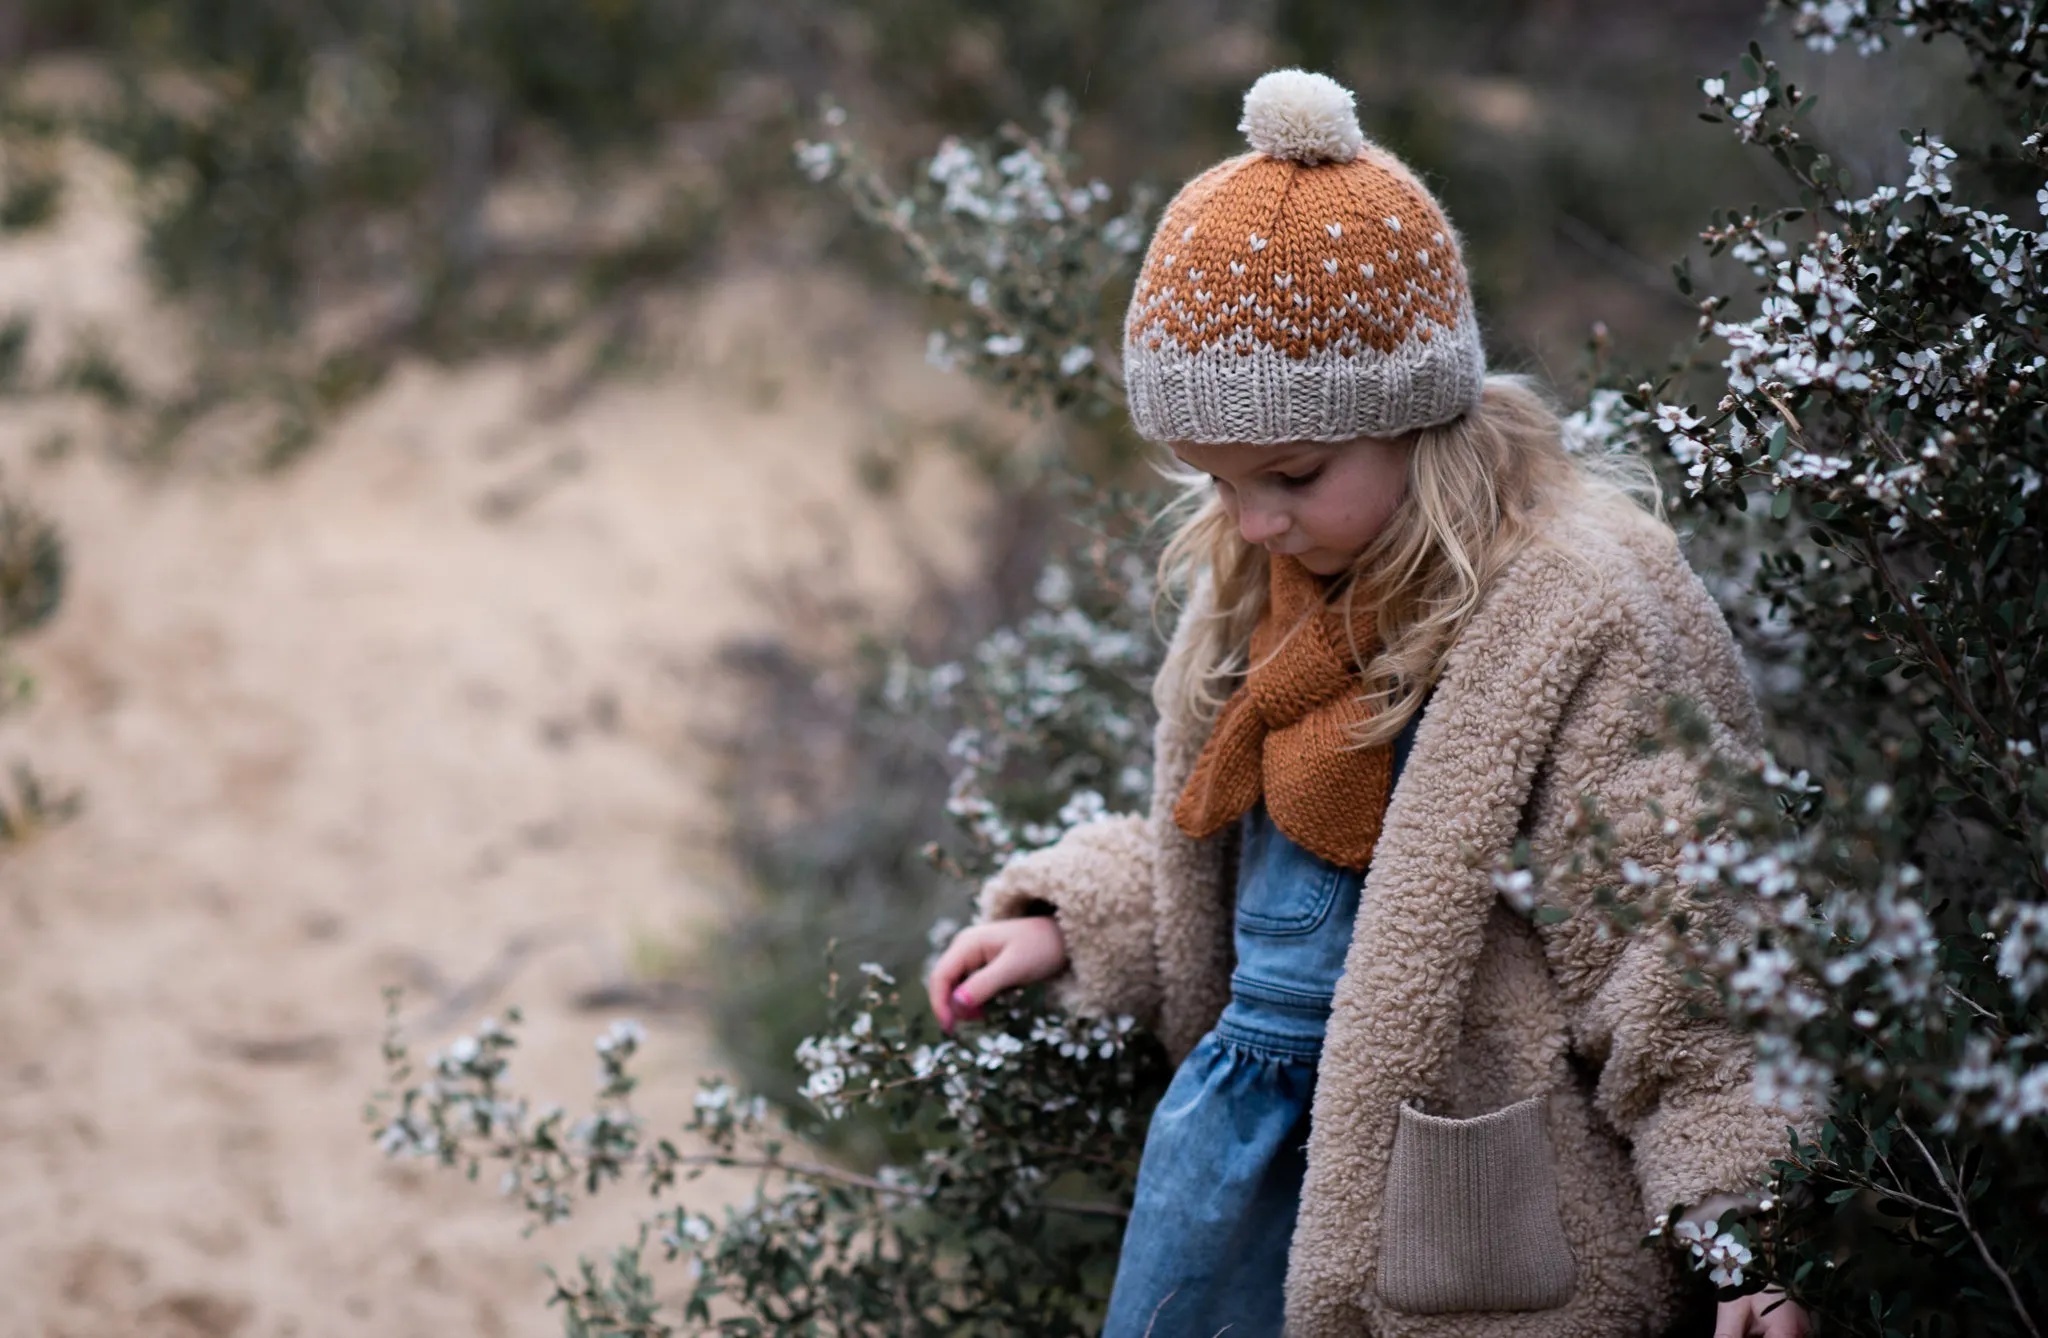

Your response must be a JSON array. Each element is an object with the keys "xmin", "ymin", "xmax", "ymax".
[{"xmin": 951, "ymin": 987, "xmax": 981, "ymax": 1018}]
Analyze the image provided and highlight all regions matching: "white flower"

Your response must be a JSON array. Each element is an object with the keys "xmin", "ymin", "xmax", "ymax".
[
  {"xmin": 793, "ymin": 140, "xmax": 837, "ymax": 183},
  {"xmin": 1904, "ymin": 138, "xmax": 1958, "ymax": 202},
  {"xmin": 1653, "ymin": 404, "xmax": 1704, "ymax": 434},
  {"xmin": 1996, "ymin": 904, "xmax": 2048, "ymax": 1000},
  {"xmin": 1057, "ymin": 789, "xmax": 1108, "ymax": 829},
  {"xmin": 1058, "ymin": 344, "xmax": 1095, "ymax": 376},
  {"xmin": 983, "ymin": 332, "xmax": 1026, "ymax": 358},
  {"xmin": 595, "ymin": 1019, "xmax": 644, "ymax": 1054}
]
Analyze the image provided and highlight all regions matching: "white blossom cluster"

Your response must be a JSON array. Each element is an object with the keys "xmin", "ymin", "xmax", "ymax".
[
  {"xmin": 774, "ymin": 955, "xmax": 1164, "ymax": 1247},
  {"xmin": 1771, "ymin": 0, "xmax": 2048, "ymax": 79},
  {"xmin": 375, "ymin": 1014, "xmax": 526, "ymax": 1160},
  {"xmin": 1716, "ymin": 235, "xmax": 1876, "ymax": 400},
  {"xmin": 890, "ymin": 545, "xmax": 1159, "ymax": 872},
  {"xmin": 1673, "ymin": 1215, "xmax": 1758, "ymax": 1289},
  {"xmin": 1503, "ymin": 693, "xmax": 2045, "ymax": 1139},
  {"xmin": 925, "ymin": 136, "xmax": 1115, "ymax": 231},
  {"xmin": 1775, "ymin": 0, "xmax": 1897, "ymax": 54},
  {"xmin": 1649, "ymin": 753, "xmax": 2048, "ymax": 1133},
  {"xmin": 1995, "ymin": 903, "xmax": 2048, "ymax": 1001},
  {"xmin": 796, "ymin": 958, "xmax": 1146, "ymax": 1136},
  {"xmin": 792, "ymin": 93, "xmax": 1151, "ymax": 419},
  {"xmin": 794, "ymin": 962, "xmax": 899, "ymax": 1118},
  {"xmin": 1700, "ymin": 76, "xmax": 1779, "ymax": 144},
  {"xmin": 1947, "ymin": 1033, "xmax": 2048, "ymax": 1132},
  {"xmin": 1560, "ymin": 387, "xmax": 1648, "ymax": 456},
  {"xmin": 1655, "ymin": 60, "xmax": 2048, "ymax": 592},
  {"xmin": 370, "ymin": 1007, "xmax": 656, "ymax": 1227}
]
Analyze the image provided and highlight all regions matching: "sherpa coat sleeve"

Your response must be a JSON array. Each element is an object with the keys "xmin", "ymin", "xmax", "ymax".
[
  {"xmin": 976, "ymin": 808, "xmax": 1163, "ymax": 1028},
  {"xmin": 1526, "ymin": 526, "xmax": 1800, "ymax": 1221},
  {"xmin": 971, "ymin": 577, "xmax": 1230, "ymax": 1032}
]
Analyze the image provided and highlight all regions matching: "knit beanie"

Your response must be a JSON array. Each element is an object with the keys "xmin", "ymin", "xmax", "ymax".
[{"xmin": 1122, "ymin": 69, "xmax": 1486, "ymax": 444}]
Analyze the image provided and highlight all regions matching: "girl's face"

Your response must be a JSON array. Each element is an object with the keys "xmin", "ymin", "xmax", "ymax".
[{"xmin": 1172, "ymin": 435, "xmax": 1413, "ymax": 577}]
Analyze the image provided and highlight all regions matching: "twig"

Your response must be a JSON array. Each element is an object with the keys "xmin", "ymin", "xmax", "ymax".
[
  {"xmin": 671, "ymin": 1151, "xmax": 1129, "ymax": 1220},
  {"xmin": 1759, "ymin": 387, "xmax": 1807, "ymax": 445},
  {"xmin": 1141, "ymin": 1289, "xmax": 1179, "ymax": 1338},
  {"xmin": 1555, "ymin": 214, "xmax": 1696, "ymax": 311},
  {"xmin": 1856, "ymin": 529, "xmax": 2031, "ymax": 877},
  {"xmin": 476, "ymin": 445, "xmax": 587, "ymax": 520},
  {"xmin": 1899, "ymin": 1120, "xmax": 2041, "ymax": 1338},
  {"xmin": 415, "ymin": 924, "xmax": 578, "ymax": 1031},
  {"xmin": 1945, "ymin": 982, "xmax": 2004, "ymax": 1025}
]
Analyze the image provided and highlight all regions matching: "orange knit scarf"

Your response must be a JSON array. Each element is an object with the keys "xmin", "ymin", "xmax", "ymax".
[{"xmin": 1172, "ymin": 555, "xmax": 1393, "ymax": 871}]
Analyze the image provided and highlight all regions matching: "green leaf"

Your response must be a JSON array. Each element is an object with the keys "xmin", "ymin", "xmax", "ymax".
[
  {"xmin": 1828, "ymin": 1186, "xmax": 1860, "ymax": 1204},
  {"xmin": 1771, "ymin": 489, "xmax": 1793, "ymax": 519},
  {"xmin": 1866, "ymin": 657, "xmax": 1901, "ymax": 677}
]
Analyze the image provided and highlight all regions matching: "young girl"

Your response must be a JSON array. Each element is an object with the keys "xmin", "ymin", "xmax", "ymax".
[{"xmin": 928, "ymin": 70, "xmax": 1810, "ymax": 1338}]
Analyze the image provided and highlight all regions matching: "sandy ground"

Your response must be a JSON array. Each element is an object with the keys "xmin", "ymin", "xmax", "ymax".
[{"xmin": 0, "ymin": 160, "xmax": 983, "ymax": 1337}]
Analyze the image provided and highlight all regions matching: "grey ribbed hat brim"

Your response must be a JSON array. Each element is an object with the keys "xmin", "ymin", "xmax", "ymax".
[{"xmin": 1122, "ymin": 306, "xmax": 1486, "ymax": 444}]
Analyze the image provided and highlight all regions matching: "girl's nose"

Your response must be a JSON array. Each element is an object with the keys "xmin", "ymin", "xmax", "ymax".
[{"xmin": 1237, "ymin": 502, "xmax": 1290, "ymax": 546}]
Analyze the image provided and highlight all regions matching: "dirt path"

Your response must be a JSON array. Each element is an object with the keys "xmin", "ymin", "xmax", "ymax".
[{"xmin": 0, "ymin": 168, "xmax": 982, "ymax": 1338}]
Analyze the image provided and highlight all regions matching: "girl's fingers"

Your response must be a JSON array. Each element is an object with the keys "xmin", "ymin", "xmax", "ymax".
[
  {"xmin": 957, "ymin": 922, "xmax": 1061, "ymax": 1010},
  {"xmin": 925, "ymin": 918, "xmax": 1066, "ymax": 1032},
  {"xmin": 926, "ymin": 928, "xmax": 999, "ymax": 1030},
  {"xmin": 1710, "ymin": 1300, "xmax": 1755, "ymax": 1338},
  {"xmin": 955, "ymin": 953, "xmax": 1027, "ymax": 1013}
]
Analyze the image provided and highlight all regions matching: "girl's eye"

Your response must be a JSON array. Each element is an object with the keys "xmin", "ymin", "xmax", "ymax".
[{"xmin": 1277, "ymin": 468, "xmax": 1323, "ymax": 490}]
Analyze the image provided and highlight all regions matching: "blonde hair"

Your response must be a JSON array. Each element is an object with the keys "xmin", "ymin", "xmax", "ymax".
[{"xmin": 1154, "ymin": 374, "xmax": 1662, "ymax": 748}]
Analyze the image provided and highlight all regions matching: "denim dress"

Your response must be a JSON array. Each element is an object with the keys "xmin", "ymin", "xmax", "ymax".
[{"xmin": 1102, "ymin": 717, "xmax": 1419, "ymax": 1338}]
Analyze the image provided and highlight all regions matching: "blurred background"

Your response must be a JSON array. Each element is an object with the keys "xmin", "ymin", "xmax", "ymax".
[{"xmin": 0, "ymin": 4, "xmax": 1963, "ymax": 1336}]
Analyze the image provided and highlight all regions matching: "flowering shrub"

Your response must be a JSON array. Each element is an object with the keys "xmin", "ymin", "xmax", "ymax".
[
  {"xmin": 1540, "ymin": 7, "xmax": 2048, "ymax": 1331},
  {"xmin": 891, "ymin": 508, "xmax": 1160, "ymax": 883},
  {"xmin": 379, "ymin": 10, "xmax": 2048, "ymax": 1334},
  {"xmin": 373, "ymin": 963, "xmax": 1166, "ymax": 1336},
  {"xmin": 370, "ymin": 106, "xmax": 1175, "ymax": 1333},
  {"xmin": 0, "ymin": 483, "xmax": 73, "ymax": 842},
  {"xmin": 795, "ymin": 92, "xmax": 1151, "ymax": 428}
]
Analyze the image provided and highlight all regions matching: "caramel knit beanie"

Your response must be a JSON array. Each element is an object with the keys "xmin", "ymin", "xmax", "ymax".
[{"xmin": 1122, "ymin": 69, "xmax": 1485, "ymax": 444}]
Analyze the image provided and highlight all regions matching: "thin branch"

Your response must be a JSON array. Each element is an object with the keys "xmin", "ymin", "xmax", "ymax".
[
  {"xmin": 1945, "ymin": 982, "xmax": 2004, "ymax": 1026},
  {"xmin": 669, "ymin": 1151, "xmax": 1130, "ymax": 1220},
  {"xmin": 1855, "ymin": 528, "xmax": 2045, "ymax": 894},
  {"xmin": 1554, "ymin": 213, "xmax": 1697, "ymax": 311},
  {"xmin": 1899, "ymin": 1120, "xmax": 2042, "ymax": 1338}
]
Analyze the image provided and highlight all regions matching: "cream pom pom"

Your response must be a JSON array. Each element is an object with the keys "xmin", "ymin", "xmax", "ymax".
[{"xmin": 1238, "ymin": 69, "xmax": 1364, "ymax": 165}]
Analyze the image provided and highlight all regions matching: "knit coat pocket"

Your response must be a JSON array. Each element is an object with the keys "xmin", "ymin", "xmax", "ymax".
[{"xmin": 1374, "ymin": 1095, "xmax": 1578, "ymax": 1313}]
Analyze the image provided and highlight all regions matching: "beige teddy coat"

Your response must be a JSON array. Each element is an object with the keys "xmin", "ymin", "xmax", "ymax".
[{"xmin": 978, "ymin": 504, "xmax": 1801, "ymax": 1337}]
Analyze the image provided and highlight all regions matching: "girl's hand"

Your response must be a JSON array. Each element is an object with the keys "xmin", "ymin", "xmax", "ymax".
[
  {"xmin": 1714, "ymin": 1290, "xmax": 1809, "ymax": 1338},
  {"xmin": 927, "ymin": 917, "xmax": 1068, "ymax": 1032}
]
